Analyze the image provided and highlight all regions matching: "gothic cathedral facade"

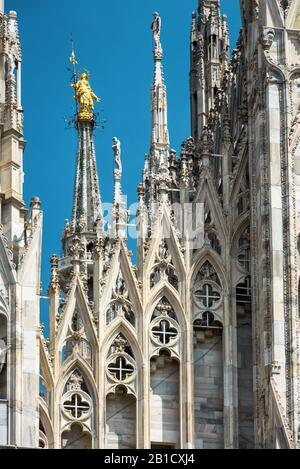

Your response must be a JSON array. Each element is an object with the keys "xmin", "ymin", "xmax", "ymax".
[{"xmin": 1, "ymin": 0, "xmax": 300, "ymax": 450}]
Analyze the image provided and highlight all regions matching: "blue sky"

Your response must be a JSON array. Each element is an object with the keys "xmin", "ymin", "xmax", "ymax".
[{"xmin": 6, "ymin": 0, "xmax": 241, "ymax": 326}]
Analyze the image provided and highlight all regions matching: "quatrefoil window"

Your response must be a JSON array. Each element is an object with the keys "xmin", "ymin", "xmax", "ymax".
[
  {"xmin": 194, "ymin": 284, "xmax": 221, "ymax": 308},
  {"xmin": 107, "ymin": 357, "xmax": 134, "ymax": 381},
  {"xmin": 63, "ymin": 394, "xmax": 90, "ymax": 419},
  {"xmin": 152, "ymin": 320, "xmax": 178, "ymax": 345}
]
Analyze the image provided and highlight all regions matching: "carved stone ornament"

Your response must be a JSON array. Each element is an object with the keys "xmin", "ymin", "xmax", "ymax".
[{"xmin": 262, "ymin": 28, "xmax": 275, "ymax": 50}]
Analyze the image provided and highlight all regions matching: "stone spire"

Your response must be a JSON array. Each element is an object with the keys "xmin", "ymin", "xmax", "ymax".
[
  {"xmin": 150, "ymin": 12, "xmax": 169, "ymax": 154},
  {"xmin": 71, "ymin": 119, "xmax": 102, "ymax": 233},
  {"xmin": 70, "ymin": 71, "xmax": 102, "ymax": 234},
  {"xmin": 190, "ymin": 0, "xmax": 229, "ymax": 139}
]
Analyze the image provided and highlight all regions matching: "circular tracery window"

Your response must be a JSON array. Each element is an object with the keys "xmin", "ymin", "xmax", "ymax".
[
  {"xmin": 152, "ymin": 319, "xmax": 178, "ymax": 345},
  {"xmin": 194, "ymin": 283, "xmax": 221, "ymax": 308},
  {"xmin": 63, "ymin": 393, "xmax": 90, "ymax": 420},
  {"xmin": 107, "ymin": 356, "xmax": 135, "ymax": 382}
]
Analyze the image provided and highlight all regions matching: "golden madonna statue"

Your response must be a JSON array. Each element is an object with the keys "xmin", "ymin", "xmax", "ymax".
[{"xmin": 71, "ymin": 73, "xmax": 100, "ymax": 121}]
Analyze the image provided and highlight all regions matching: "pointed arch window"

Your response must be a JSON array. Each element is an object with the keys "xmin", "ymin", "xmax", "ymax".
[
  {"xmin": 106, "ymin": 334, "xmax": 136, "ymax": 385},
  {"xmin": 150, "ymin": 298, "xmax": 179, "ymax": 349},
  {"xmin": 193, "ymin": 261, "xmax": 222, "ymax": 311},
  {"xmin": 61, "ymin": 370, "xmax": 93, "ymax": 422}
]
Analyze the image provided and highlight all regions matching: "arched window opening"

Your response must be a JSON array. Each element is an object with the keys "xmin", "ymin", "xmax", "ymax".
[
  {"xmin": 193, "ymin": 262, "xmax": 222, "ymax": 315},
  {"xmin": 61, "ymin": 424, "xmax": 92, "ymax": 450},
  {"xmin": 193, "ymin": 314, "xmax": 224, "ymax": 448},
  {"xmin": 150, "ymin": 351, "xmax": 180, "ymax": 448},
  {"xmin": 105, "ymin": 335, "xmax": 137, "ymax": 449},
  {"xmin": 61, "ymin": 370, "xmax": 94, "ymax": 447},
  {"xmin": 106, "ymin": 334, "xmax": 136, "ymax": 384},
  {"xmin": 192, "ymin": 262, "xmax": 224, "ymax": 448},
  {"xmin": 106, "ymin": 389, "xmax": 137, "ymax": 449},
  {"xmin": 150, "ymin": 298, "xmax": 179, "ymax": 352}
]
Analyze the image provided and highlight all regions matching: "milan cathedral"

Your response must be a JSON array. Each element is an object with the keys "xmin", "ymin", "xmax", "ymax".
[{"xmin": 1, "ymin": 0, "xmax": 300, "ymax": 450}]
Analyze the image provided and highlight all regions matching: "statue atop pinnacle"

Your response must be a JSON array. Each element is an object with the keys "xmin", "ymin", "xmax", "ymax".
[
  {"xmin": 69, "ymin": 49, "xmax": 100, "ymax": 121},
  {"xmin": 151, "ymin": 12, "xmax": 162, "ymax": 56},
  {"xmin": 71, "ymin": 72, "xmax": 100, "ymax": 121}
]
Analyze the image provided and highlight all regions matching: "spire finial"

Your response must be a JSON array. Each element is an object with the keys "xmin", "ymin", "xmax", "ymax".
[
  {"xmin": 151, "ymin": 12, "xmax": 162, "ymax": 59},
  {"xmin": 149, "ymin": 12, "xmax": 169, "ymax": 156}
]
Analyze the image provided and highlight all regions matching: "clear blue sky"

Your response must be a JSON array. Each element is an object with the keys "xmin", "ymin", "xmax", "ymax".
[{"xmin": 6, "ymin": 0, "xmax": 241, "ymax": 326}]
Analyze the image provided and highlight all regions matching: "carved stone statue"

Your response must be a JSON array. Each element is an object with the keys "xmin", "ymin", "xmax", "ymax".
[
  {"xmin": 71, "ymin": 73, "xmax": 100, "ymax": 121},
  {"xmin": 151, "ymin": 12, "xmax": 161, "ymax": 50},
  {"xmin": 112, "ymin": 137, "xmax": 122, "ymax": 172}
]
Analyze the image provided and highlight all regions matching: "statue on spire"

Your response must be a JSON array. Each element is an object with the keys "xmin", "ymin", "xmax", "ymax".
[
  {"xmin": 71, "ymin": 72, "xmax": 100, "ymax": 121},
  {"xmin": 112, "ymin": 137, "xmax": 122, "ymax": 172},
  {"xmin": 151, "ymin": 12, "xmax": 162, "ymax": 52}
]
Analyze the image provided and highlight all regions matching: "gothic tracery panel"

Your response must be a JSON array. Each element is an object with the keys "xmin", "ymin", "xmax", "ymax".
[
  {"xmin": 60, "ymin": 370, "xmax": 94, "ymax": 449},
  {"xmin": 150, "ymin": 240, "xmax": 179, "ymax": 291},
  {"xmin": 192, "ymin": 261, "xmax": 223, "ymax": 320},
  {"xmin": 105, "ymin": 333, "xmax": 137, "ymax": 396},
  {"xmin": 61, "ymin": 309, "xmax": 93, "ymax": 367},
  {"xmin": 106, "ymin": 273, "xmax": 136, "ymax": 328},
  {"xmin": 150, "ymin": 298, "xmax": 180, "ymax": 359}
]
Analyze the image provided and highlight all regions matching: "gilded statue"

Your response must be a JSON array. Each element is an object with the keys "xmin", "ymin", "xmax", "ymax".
[{"xmin": 71, "ymin": 73, "xmax": 100, "ymax": 121}]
